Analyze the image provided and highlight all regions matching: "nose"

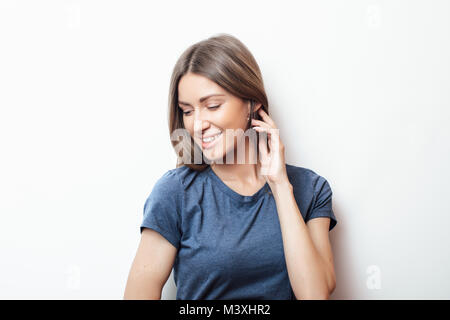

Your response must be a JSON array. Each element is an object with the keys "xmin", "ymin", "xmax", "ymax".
[{"xmin": 193, "ymin": 109, "xmax": 211, "ymax": 140}]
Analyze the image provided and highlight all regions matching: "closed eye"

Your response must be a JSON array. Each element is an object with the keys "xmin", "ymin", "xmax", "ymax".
[{"xmin": 182, "ymin": 105, "xmax": 221, "ymax": 116}]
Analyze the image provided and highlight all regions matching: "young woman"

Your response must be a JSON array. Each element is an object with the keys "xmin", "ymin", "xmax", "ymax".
[{"xmin": 124, "ymin": 33, "xmax": 337, "ymax": 300}]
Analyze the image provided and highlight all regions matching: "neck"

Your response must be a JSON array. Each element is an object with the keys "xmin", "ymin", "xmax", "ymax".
[{"xmin": 210, "ymin": 136, "xmax": 264, "ymax": 185}]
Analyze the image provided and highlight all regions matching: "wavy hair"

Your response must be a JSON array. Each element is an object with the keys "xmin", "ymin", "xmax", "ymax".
[{"xmin": 168, "ymin": 33, "xmax": 269, "ymax": 171}]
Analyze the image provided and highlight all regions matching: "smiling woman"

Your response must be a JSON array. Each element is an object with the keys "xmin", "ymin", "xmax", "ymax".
[
  {"xmin": 124, "ymin": 33, "xmax": 338, "ymax": 301},
  {"xmin": 175, "ymin": 72, "xmax": 264, "ymax": 164},
  {"xmin": 167, "ymin": 34, "xmax": 269, "ymax": 170}
]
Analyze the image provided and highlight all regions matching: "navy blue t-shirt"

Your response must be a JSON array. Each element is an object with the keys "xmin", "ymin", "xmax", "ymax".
[{"xmin": 140, "ymin": 163, "xmax": 337, "ymax": 300}]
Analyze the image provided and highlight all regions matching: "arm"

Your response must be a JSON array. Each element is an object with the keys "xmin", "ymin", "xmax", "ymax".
[
  {"xmin": 123, "ymin": 228, "xmax": 177, "ymax": 300},
  {"xmin": 271, "ymin": 181, "xmax": 336, "ymax": 300},
  {"xmin": 306, "ymin": 216, "xmax": 336, "ymax": 295},
  {"xmin": 251, "ymin": 108, "xmax": 336, "ymax": 299}
]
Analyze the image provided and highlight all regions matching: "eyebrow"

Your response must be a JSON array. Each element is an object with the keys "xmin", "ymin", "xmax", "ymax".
[{"xmin": 178, "ymin": 94, "xmax": 225, "ymax": 106}]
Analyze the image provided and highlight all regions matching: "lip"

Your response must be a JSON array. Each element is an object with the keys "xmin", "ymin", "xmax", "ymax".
[
  {"xmin": 202, "ymin": 131, "xmax": 222, "ymax": 138},
  {"xmin": 202, "ymin": 132, "xmax": 222, "ymax": 149}
]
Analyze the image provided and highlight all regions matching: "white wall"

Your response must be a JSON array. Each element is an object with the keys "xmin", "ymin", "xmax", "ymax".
[{"xmin": 0, "ymin": 0, "xmax": 449, "ymax": 299}]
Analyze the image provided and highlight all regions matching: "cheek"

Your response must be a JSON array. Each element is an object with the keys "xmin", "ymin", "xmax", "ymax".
[
  {"xmin": 220, "ymin": 114, "xmax": 248, "ymax": 144},
  {"xmin": 182, "ymin": 118, "xmax": 194, "ymax": 136},
  {"xmin": 218, "ymin": 109, "xmax": 247, "ymax": 130},
  {"xmin": 216, "ymin": 103, "xmax": 243, "ymax": 122},
  {"xmin": 222, "ymin": 129, "xmax": 244, "ymax": 151}
]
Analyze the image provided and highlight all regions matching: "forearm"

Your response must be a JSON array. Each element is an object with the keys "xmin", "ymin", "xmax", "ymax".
[
  {"xmin": 123, "ymin": 269, "xmax": 163, "ymax": 300},
  {"xmin": 270, "ymin": 181, "xmax": 330, "ymax": 300}
]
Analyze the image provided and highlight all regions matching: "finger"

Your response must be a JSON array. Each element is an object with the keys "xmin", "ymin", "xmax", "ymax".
[
  {"xmin": 254, "ymin": 127, "xmax": 281, "ymax": 154},
  {"xmin": 253, "ymin": 126, "xmax": 273, "ymax": 136},
  {"xmin": 268, "ymin": 128, "xmax": 280, "ymax": 153},
  {"xmin": 255, "ymin": 126, "xmax": 272, "ymax": 154},
  {"xmin": 258, "ymin": 131, "xmax": 269, "ymax": 159},
  {"xmin": 258, "ymin": 109, "xmax": 277, "ymax": 128},
  {"xmin": 251, "ymin": 119, "xmax": 272, "ymax": 129}
]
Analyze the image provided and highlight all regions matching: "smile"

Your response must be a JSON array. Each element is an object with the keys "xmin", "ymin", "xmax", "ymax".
[
  {"xmin": 202, "ymin": 132, "xmax": 222, "ymax": 143},
  {"xmin": 202, "ymin": 132, "xmax": 222, "ymax": 149}
]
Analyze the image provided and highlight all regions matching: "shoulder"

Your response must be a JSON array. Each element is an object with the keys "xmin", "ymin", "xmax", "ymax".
[
  {"xmin": 285, "ymin": 163, "xmax": 333, "ymax": 204},
  {"xmin": 286, "ymin": 163, "xmax": 330, "ymax": 190},
  {"xmin": 151, "ymin": 165, "xmax": 207, "ymax": 194},
  {"xmin": 144, "ymin": 168, "xmax": 183, "ymax": 208},
  {"xmin": 143, "ymin": 167, "xmax": 186, "ymax": 215},
  {"xmin": 170, "ymin": 165, "xmax": 209, "ymax": 191},
  {"xmin": 286, "ymin": 163, "xmax": 336, "ymax": 230},
  {"xmin": 151, "ymin": 168, "xmax": 182, "ymax": 193},
  {"xmin": 144, "ymin": 165, "xmax": 207, "ymax": 214}
]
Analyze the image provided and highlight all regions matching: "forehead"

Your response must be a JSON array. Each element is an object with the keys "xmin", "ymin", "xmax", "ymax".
[{"xmin": 178, "ymin": 73, "xmax": 226, "ymax": 101}]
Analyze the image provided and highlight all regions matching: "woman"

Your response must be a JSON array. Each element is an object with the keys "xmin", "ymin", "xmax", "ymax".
[{"xmin": 124, "ymin": 33, "xmax": 337, "ymax": 300}]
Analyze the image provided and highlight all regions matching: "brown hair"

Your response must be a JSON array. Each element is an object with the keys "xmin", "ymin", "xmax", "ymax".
[{"xmin": 168, "ymin": 33, "xmax": 269, "ymax": 171}]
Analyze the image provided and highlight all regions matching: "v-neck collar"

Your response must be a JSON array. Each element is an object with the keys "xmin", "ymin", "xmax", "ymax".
[{"xmin": 206, "ymin": 166, "xmax": 270, "ymax": 203}]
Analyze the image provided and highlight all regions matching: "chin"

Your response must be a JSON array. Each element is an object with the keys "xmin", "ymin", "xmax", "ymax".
[
  {"xmin": 202, "ymin": 150, "xmax": 226, "ymax": 164},
  {"xmin": 204, "ymin": 146, "xmax": 240, "ymax": 165}
]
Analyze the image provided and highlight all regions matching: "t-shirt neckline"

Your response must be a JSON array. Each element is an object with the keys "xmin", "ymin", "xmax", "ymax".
[{"xmin": 206, "ymin": 165, "xmax": 270, "ymax": 203}]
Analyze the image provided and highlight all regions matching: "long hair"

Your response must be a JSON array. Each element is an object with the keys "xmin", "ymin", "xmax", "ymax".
[{"xmin": 168, "ymin": 33, "xmax": 269, "ymax": 171}]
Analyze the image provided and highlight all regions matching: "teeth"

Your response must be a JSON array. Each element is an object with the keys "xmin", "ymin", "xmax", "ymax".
[{"xmin": 203, "ymin": 132, "xmax": 221, "ymax": 143}]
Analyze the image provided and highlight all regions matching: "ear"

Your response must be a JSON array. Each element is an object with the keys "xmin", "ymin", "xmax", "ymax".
[{"xmin": 247, "ymin": 100, "xmax": 263, "ymax": 113}]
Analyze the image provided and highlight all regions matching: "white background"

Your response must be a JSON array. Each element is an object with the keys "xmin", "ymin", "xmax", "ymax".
[{"xmin": 0, "ymin": 0, "xmax": 449, "ymax": 299}]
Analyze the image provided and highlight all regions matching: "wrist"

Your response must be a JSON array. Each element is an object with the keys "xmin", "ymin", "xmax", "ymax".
[{"xmin": 269, "ymin": 178, "xmax": 293, "ymax": 194}]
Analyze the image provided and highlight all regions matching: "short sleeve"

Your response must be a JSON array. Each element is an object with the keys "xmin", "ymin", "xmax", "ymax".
[
  {"xmin": 140, "ymin": 170, "xmax": 182, "ymax": 250},
  {"xmin": 306, "ymin": 176, "xmax": 337, "ymax": 231}
]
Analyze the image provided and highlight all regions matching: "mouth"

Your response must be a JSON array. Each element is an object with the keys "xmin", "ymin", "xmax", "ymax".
[{"xmin": 202, "ymin": 131, "xmax": 222, "ymax": 149}]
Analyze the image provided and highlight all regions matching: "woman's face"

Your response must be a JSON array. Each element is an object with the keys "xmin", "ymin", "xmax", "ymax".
[{"xmin": 178, "ymin": 72, "xmax": 254, "ymax": 163}]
